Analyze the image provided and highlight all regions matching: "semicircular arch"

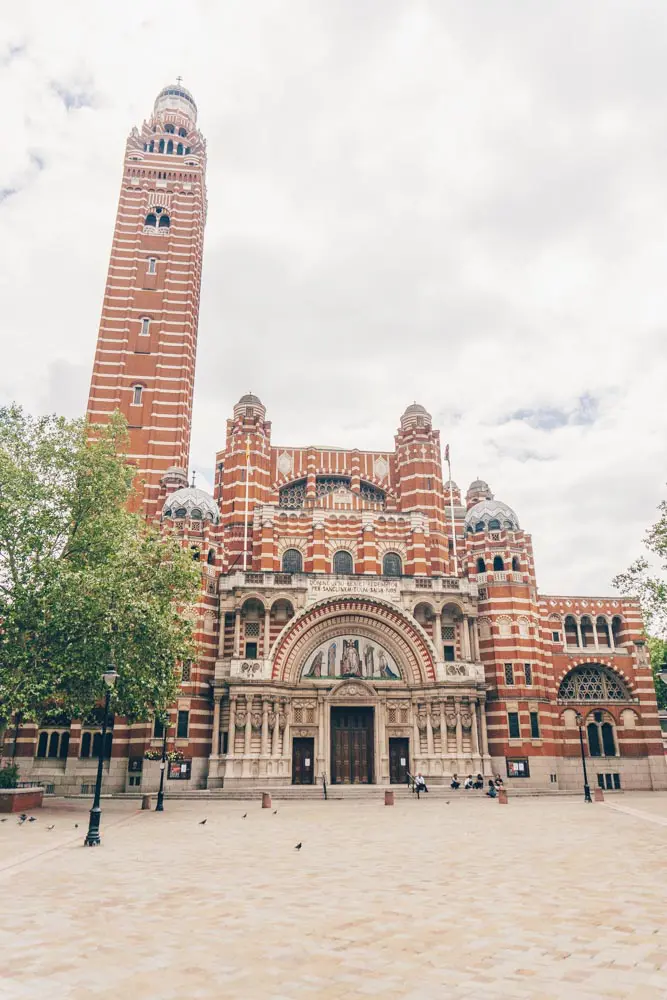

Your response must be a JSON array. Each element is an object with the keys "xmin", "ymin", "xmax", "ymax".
[{"xmin": 270, "ymin": 596, "xmax": 437, "ymax": 685}]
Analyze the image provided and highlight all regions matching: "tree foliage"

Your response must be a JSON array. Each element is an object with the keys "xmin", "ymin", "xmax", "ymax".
[
  {"xmin": 0, "ymin": 405, "xmax": 200, "ymax": 729},
  {"xmin": 614, "ymin": 491, "xmax": 667, "ymax": 709}
]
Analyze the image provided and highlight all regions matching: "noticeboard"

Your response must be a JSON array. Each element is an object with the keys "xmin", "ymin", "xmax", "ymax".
[
  {"xmin": 506, "ymin": 757, "xmax": 530, "ymax": 779},
  {"xmin": 167, "ymin": 760, "xmax": 192, "ymax": 780}
]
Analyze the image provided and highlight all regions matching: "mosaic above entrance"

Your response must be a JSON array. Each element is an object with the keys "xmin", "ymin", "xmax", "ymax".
[{"xmin": 301, "ymin": 636, "xmax": 401, "ymax": 680}]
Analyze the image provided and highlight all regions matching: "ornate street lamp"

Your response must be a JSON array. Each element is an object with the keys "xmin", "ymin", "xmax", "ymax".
[
  {"xmin": 84, "ymin": 667, "xmax": 119, "ymax": 846},
  {"xmin": 155, "ymin": 712, "xmax": 170, "ymax": 812},
  {"xmin": 574, "ymin": 711, "xmax": 592, "ymax": 803}
]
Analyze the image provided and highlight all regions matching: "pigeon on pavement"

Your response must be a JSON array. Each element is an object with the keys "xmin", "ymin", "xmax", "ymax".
[
  {"xmin": 28, "ymin": 816, "xmax": 37, "ymax": 822},
  {"xmin": 242, "ymin": 813, "xmax": 247, "ymax": 819},
  {"xmin": 198, "ymin": 819, "xmax": 207, "ymax": 825},
  {"xmin": 294, "ymin": 842, "xmax": 302, "ymax": 850},
  {"xmin": 47, "ymin": 825, "xmax": 55, "ymax": 831}
]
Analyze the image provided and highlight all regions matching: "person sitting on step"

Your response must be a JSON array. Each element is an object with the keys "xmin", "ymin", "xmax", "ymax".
[
  {"xmin": 414, "ymin": 773, "xmax": 428, "ymax": 797},
  {"xmin": 464, "ymin": 774, "xmax": 474, "ymax": 790},
  {"xmin": 450, "ymin": 773, "xmax": 460, "ymax": 790},
  {"xmin": 486, "ymin": 779, "xmax": 498, "ymax": 798}
]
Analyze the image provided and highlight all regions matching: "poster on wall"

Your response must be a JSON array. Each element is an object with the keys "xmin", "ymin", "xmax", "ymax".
[
  {"xmin": 168, "ymin": 760, "xmax": 192, "ymax": 780},
  {"xmin": 506, "ymin": 757, "xmax": 530, "ymax": 778},
  {"xmin": 301, "ymin": 635, "xmax": 401, "ymax": 680}
]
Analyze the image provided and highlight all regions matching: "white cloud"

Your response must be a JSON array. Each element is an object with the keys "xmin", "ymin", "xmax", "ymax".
[{"xmin": 1, "ymin": 0, "xmax": 665, "ymax": 595}]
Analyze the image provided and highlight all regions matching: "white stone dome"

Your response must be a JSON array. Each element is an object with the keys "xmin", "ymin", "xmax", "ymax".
[
  {"xmin": 400, "ymin": 402, "xmax": 432, "ymax": 431},
  {"xmin": 465, "ymin": 498, "xmax": 520, "ymax": 533},
  {"xmin": 163, "ymin": 486, "xmax": 219, "ymax": 523}
]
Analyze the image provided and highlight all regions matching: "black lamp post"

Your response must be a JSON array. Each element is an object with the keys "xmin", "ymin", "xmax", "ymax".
[
  {"xmin": 155, "ymin": 713, "xmax": 170, "ymax": 812},
  {"xmin": 575, "ymin": 711, "xmax": 592, "ymax": 803},
  {"xmin": 84, "ymin": 667, "xmax": 119, "ymax": 846}
]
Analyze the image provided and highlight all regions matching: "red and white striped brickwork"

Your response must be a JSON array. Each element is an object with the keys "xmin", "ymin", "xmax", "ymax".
[{"xmin": 86, "ymin": 83, "xmax": 207, "ymax": 520}]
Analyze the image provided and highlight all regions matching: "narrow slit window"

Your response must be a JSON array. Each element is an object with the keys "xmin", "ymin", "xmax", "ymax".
[
  {"xmin": 147, "ymin": 257, "xmax": 157, "ymax": 274},
  {"xmin": 140, "ymin": 317, "xmax": 150, "ymax": 336},
  {"xmin": 132, "ymin": 385, "xmax": 143, "ymax": 406}
]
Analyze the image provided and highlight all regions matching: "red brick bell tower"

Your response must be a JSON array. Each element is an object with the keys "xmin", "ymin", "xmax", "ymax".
[{"xmin": 86, "ymin": 82, "xmax": 207, "ymax": 517}]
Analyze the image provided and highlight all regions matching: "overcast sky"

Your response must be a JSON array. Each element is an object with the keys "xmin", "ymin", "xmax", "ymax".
[{"xmin": 1, "ymin": 1, "xmax": 666, "ymax": 596}]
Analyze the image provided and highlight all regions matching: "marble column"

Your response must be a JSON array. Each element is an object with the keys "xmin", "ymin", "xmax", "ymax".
[
  {"xmin": 608, "ymin": 617, "xmax": 616, "ymax": 650},
  {"xmin": 592, "ymin": 618, "xmax": 600, "ymax": 650},
  {"xmin": 233, "ymin": 608, "xmax": 242, "ymax": 657},
  {"xmin": 271, "ymin": 700, "xmax": 279, "ymax": 756},
  {"xmin": 261, "ymin": 698, "xmax": 269, "ymax": 756},
  {"xmin": 426, "ymin": 705, "xmax": 435, "ymax": 756},
  {"xmin": 244, "ymin": 696, "xmax": 252, "ymax": 755},
  {"xmin": 413, "ymin": 704, "xmax": 421, "ymax": 761},
  {"xmin": 470, "ymin": 698, "xmax": 480, "ymax": 757},
  {"xmin": 455, "ymin": 699, "xmax": 463, "ymax": 756},
  {"xmin": 228, "ymin": 695, "xmax": 237, "ymax": 757},
  {"xmin": 211, "ymin": 693, "xmax": 222, "ymax": 756},
  {"xmin": 575, "ymin": 618, "xmax": 583, "ymax": 649},
  {"xmin": 263, "ymin": 608, "xmax": 271, "ymax": 658},
  {"xmin": 461, "ymin": 618, "xmax": 471, "ymax": 661},
  {"xmin": 433, "ymin": 614, "xmax": 444, "ymax": 661},
  {"xmin": 439, "ymin": 701, "xmax": 447, "ymax": 760},
  {"xmin": 479, "ymin": 700, "xmax": 490, "ymax": 758}
]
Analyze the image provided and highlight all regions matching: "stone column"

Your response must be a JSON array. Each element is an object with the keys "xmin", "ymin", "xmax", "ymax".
[
  {"xmin": 592, "ymin": 618, "xmax": 599, "ymax": 650},
  {"xmin": 455, "ymin": 699, "xmax": 463, "ymax": 756},
  {"xmin": 271, "ymin": 700, "xmax": 279, "ymax": 756},
  {"xmin": 439, "ymin": 701, "xmax": 447, "ymax": 761},
  {"xmin": 228, "ymin": 695, "xmax": 237, "ymax": 757},
  {"xmin": 412, "ymin": 703, "xmax": 421, "ymax": 762},
  {"xmin": 263, "ymin": 608, "xmax": 271, "ymax": 658},
  {"xmin": 608, "ymin": 617, "xmax": 616, "ymax": 650},
  {"xmin": 426, "ymin": 705, "xmax": 435, "ymax": 756},
  {"xmin": 244, "ymin": 696, "xmax": 252, "ymax": 755},
  {"xmin": 433, "ymin": 613, "xmax": 444, "ymax": 661},
  {"xmin": 479, "ymin": 700, "xmax": 490, "ymax": 758},
  {"xmin": 261, "ymin": 697, "xmax": 269, "ymax": 756},
  {"xmin": 470, "ymin": 698, "xmax": 480, "ymax": 758},
  {"xmin": 461, "ymin": 617, "xmax": 471, "ymax": 661},
  {"xmin": 233, "ymin": 608, "xmax": 242, "ymax": 657},
  {"xmin": 211, "ymin": 692, "xmax": 222, "ymax": 756},
  {"xmin": 281, "ymin": 701, "xmax": 290, "ymax": 761},
  {"xmin": 469, "ymin": 619, "xmax": 479, "ymax": 660},
  {"xmin": 575, "ymin": 618, "xmax": 583, "ymax": 649}
]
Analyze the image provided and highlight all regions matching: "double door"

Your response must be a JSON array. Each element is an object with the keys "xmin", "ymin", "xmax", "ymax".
[
  {"xmin": 389, "ymin": 737, "xmax": 409, "ymax": 784},
  {"xmin": 331, "ymin": 707, "xmax": 374, "ymax": 784},
  {"xmin": 292, "ymin": 737, "xmax": 314, "ymax": 784}
]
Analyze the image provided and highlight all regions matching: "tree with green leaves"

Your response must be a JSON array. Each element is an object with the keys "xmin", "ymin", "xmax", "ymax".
[
  {"xmin": 614, "ymin": 492, "xmax": 667, "ymax": 709},
  {"xmin": 0, "ymin": 405, "xmax": 200, "ymax": 747}
]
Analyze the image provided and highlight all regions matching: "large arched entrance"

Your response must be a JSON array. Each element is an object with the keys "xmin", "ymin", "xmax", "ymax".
[{"xmin": 271, "ymin": 597, "xmax": 437, "ymax": 785}]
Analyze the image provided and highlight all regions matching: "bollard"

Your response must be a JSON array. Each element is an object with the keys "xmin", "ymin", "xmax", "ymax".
[
  {"xmin": 384, "ymin": 790, "xmax": 394, "ymax": 806},
  {"xmin": 498, "ymin": 789, "xmax": 508, "ymax": 805},
  {"xmin": 262, "ymin": 791, "xmax": 272, "ymax": 809},
  {"xmin": 141, "ymin": 794, "xmax": 152, "ymax": 810},
  {"xmin": 594, "ymin": 787, "xmax": 604, "ymax": 802}
]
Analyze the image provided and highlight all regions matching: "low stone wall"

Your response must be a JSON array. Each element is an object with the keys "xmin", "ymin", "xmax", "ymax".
[{"xmin": 0, "ymin": 787, "xmax": 44, "ymax": 813}]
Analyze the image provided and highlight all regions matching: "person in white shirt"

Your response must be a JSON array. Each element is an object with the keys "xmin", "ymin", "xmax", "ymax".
[
  {"xmin": 414, "ymin": 772, "xmax": 428, "ymax": 797},
  {"xmin": 464, "ymin": 775, "xmax": 474, "ymax": 789}
]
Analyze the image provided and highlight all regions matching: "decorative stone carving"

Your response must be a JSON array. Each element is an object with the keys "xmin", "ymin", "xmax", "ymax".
[
  {"xmin": 460, "ymin": 711, "xmax": 472, "ymax": 730},
  {"xmin": 416, "ymin": 713, "xmax": 427, "ymax": 732},
  {"xmin": 278, "ymin": 712, "xmax": 287, "ymax": 731},
  {"xmin": 446, "ymin": 713, "xmax": 457, "ymax": 730},
  {"xmin": 235, "ymin": 711, "xmax": 247, "ymax": 729},
  {"xmin": 268, "ymin": 711, "xmax": 277, "ymax": 731},
  {"xmin": 240, "ymin": 661, "xmax": 261, "ymax": 677},
  {"xmin": 251, "ymin": 712, "xmax": 262, "ymax": 730}
]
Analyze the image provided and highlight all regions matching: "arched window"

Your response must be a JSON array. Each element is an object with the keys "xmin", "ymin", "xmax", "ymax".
[
  {"xmin": 59, "ymin": 732, "xmax": 69, "ymax": 759},
  {"xmin": 144, "ymin": 213, "xmax": 157, "ymax": 228},
  {"xmin": 476, "ymin": 557, "xmax": 486, "ymax": 574},
  {"xmin": 158, "ymin": 214, "xmax": 170, "ymax": 228},
  {"xmin": 147, "ymin": 257, "xmax": 157, "ymax": 274},
  {"xmin": 383, "ymin": 552, "xmax": 402, "ymax": 577},
  {"xmin": 164, "ymin": 124, "xmax": 175, "ymax": 134},
  {"xmin": 333, "ymin": 550, "xmax": 353, "ymax": 575},
  {"xmin": 80, "ymin": 731, "xmax": 91, "ymax": 758},
  {"xmin": 475, "ymin": 522, "xmax": 485, "ymax": 533},
  {"xmin": 601, "ymin": 722, "xmax": 616, "ymax": 756},
  {"xmin": 140, "ymin": 317, "xmax": 150, "ymax": 336},
  {"xmin": 149, "ymin": 140, "xmax": 154, "ymax": 152},
  {"xmin": 558, "ymin": 666, "xmax": 631, "ymax": 702},
  {"xmin": 611, "ymin": 616, "xmax": 623, "ymax": 645},
  {"xmin": 190, "ymin": 545, "xmax": 200, "ymax": 561},
  {"xmin": 47, "ymin": 732, "xmax": 59, "ymax": 758},
  {"xmin": 207, "ymin": 548, "xmax": 215, "ymax": 565},
  {"xmin": 185, "ymin": 147, "xmax": 191, "ymax": 155},
  {"xmin": 166, "ymin": 140, "xmax": 173, "ymax": 154},
  {"xmin": 159, "ymin": 139, "xmax": 165, "ymax": 153},
  {"xmin": 132, "ymin": 385, "xmax": 143, "ymax": 406},
  {"xmin": 282, "ymin": 549, "xmax": 303, "ymax": 573},
  {"xmin": 175, "ymin": 507, "xmax": 187, "ymax": 518},
  {"xmin": 178, "ymin": 127, "xmax": 187, "ymax": 137},
  {"xmin": 587, "ymin": 722, "xmax": 601, "ymax": 757},
  {"xmin": 176, "ymin": 143, "xmax": 183, "ymax": 155},
  {"xmin": 37, "ymin": 731, "xmax": 48, "ymax": 758},
  {"xmin": 493, "ymin": 556, "xmax": 504, "ymax": 571},
  {"xmin": 190, "ymin": 508, "xmax": 202, "ymax": 520},
  {"xmin": 511, "ymin": 556, "xmax": 520, "ymax": 572},
  {"xmin": 596, "ymin": 616, "xmax": 610, "ymax": 647},
  {"xmin": 279, "ymin": 479, "xmax": 306, "ymax": 509},
  {"xmin": 488, "ymin": 519, "xmax": 501, "ymax": 530}
]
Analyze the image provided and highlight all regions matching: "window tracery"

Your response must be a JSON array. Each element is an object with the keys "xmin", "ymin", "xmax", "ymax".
[
  {"xmin": 558, "ymin": 666, "xmax": 630, "ymax": 702},
  {"xmin": 278, "ymin": 479, "xmax": 306, "ymax": 509}
]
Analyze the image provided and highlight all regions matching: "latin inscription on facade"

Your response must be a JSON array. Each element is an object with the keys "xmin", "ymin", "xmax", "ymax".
[{"xmin": 306, "ymin": 578, "xmax": 401, "ymax": 602}]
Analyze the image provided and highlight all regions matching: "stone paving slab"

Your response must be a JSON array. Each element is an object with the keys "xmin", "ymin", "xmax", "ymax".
[{"xmin": 1, "ymin": 794, "xmax": 666, "ymax": 999}]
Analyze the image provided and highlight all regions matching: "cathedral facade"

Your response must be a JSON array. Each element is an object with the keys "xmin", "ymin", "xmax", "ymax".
[{"xmin": 15, "ymin": 84, "xmax": 666, "ymax": 794}]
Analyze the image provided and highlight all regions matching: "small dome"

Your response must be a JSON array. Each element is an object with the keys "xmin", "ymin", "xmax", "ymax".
[
  {"xmin": 464, "ymin": 498, "xmax": 520, "ymax": 534},
  {"xmin": 400, "ymin": 402, "xmax": 432, "ymax": 431},
  {"xmin": 154, "ymin": 83, "xmax": 197, "ymax": 124},
  {"xmin": 163, "ymin": 486, "xmax": 219, "ymax": 524},
  {"xmin": 233, "ymin": 391, "xmax": 266, "ymax": 420},
  {"xmin": 466, "ymin": 478, "xmax": 494, "ymax": 508}
]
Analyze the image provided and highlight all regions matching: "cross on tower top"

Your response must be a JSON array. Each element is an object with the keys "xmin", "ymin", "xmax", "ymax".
[{"xmin": 176, "ymin": 75, "xmax": 183, "ymax": 86}]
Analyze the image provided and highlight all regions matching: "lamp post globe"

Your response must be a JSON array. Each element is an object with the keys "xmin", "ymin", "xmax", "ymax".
[
  {"xmin": 575, "ymin": 711, "xmax": 592, "ymax": 804},
  {"xmin": 84, "ymin": 667, "xmax": 118, "ymax": 846}
]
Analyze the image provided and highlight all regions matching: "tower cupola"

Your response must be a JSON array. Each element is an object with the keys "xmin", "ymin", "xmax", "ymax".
[{"xmin": 153, "ymin": 82, "xmax": 197, "ymax": 126}]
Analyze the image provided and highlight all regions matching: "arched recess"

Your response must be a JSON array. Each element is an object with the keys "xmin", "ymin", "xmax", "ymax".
[{"xmin": 270, "ymin": 596, "xmax": 438, "ymax": 685}]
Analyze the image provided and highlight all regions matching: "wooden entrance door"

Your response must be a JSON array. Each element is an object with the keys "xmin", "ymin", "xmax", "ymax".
[
  {"xmin": 389, "ymin": 737, "xmax": 409, "ymax": 784},
  {"xmin": 292, "ymin": 737, "xmax": 314, "ymax": 784},
  {"xmin": 330, "ymin": 707, "xmax": 374, "ymax": 784}
]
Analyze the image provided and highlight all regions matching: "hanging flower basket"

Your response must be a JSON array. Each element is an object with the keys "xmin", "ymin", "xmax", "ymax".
[{"xmin": 144, "ymin": 748, "xmax": 184, "ymax": 762}]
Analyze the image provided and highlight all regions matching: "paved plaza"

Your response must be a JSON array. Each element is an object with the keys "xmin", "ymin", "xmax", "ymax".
[{"xmin": 1, "ymin": 793, "xmax": 667, "ymax": 999}]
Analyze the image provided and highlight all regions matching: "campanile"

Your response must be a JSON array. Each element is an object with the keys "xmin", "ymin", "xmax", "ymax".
[{"xmin": 86, "ymin": 82, "xmax": 207, "ymax": 516}]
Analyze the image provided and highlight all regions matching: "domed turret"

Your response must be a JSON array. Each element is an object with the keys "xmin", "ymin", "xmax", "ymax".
[
  {"xmin": 163, "ymin": 486, "xmax": 219, "ymax": 523},
  {"xmin": 233, "ymin": 392, "xmax": 266, "ymax": 421},
  {"xmin": 443, "ymin": 479, "xmax": 461, "ymax": 503},
  {"xmin": 466, "ymin": 478, "xmax": 494, "ymax": 508},
  {"xmin": 153, "ymin": 82, "xmax": 197, "ymax": 125},
  {"xmin": 400, "ymin": 402, "xmax": 432, "ymax": 431},
  {"xmin": 465, "ymin": 497, "xmax": 520, "ymax": 534}
]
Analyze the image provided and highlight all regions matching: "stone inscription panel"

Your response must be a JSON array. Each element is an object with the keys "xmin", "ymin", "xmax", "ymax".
[{"xmin": 306, "ymin": 578, "xmax": 401, "ymax": 602}]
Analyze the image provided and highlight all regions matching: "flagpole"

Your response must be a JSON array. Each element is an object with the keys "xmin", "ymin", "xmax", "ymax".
[
  {"xmin": 242, "ymin": 434, "xmax": 251, "ymax": 572},
  {"xmin": 446, "ymin": 446, "xmax": 459, "ymax": 576}
]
